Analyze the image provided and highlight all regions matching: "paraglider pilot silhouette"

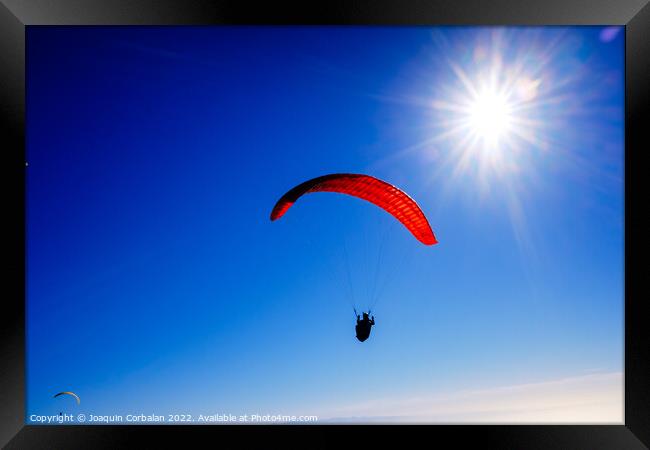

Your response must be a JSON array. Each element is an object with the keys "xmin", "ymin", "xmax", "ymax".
[
  {"xmin": 270, "ymin": 173, "xmax": 437, "ymax": 342},
  {"xmin": 355, "ymin": 311, "xmax": 375, "ymax": 342}
]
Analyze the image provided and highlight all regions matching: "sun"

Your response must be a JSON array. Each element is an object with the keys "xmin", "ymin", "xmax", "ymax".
[
  {"xmin": 427, "ymin": 51, "xmax": 543, "ymax": 180},
  {"xmin": 467, "ymin": 89, "xmax": 514, "ymax": 149}
]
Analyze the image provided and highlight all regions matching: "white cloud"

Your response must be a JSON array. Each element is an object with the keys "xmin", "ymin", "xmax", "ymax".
[{"xmin": 318, "ymin": 371, "xmax": 623, "ymax": 424}]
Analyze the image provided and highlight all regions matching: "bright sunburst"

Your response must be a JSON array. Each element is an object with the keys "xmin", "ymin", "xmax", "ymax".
[
  {"xmin": 429, "ymin": 45, "xmax": 545, "ymax": 183},
  {"xmin": 467, "ymin": 89, "xmax": 514, "ymax": 150},
  {"xmin": 372, "ymin": 29, "xmax": 573, "ymax": 188}
]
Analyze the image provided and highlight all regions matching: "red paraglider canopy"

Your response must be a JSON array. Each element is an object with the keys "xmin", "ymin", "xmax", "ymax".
[{"xmin": 270, "ymin": 173, "xmax": 437, "ymax": 245}]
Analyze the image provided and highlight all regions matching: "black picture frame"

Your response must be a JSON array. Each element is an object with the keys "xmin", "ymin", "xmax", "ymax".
[{"xmin": 1, "ymin": 1, "xmax": 648, "ymax": 448}]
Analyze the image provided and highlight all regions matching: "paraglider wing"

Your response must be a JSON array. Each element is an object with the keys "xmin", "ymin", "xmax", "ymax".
[
  {"xmin": 270, "ymin": 173, "xmax": 437, "ymax": 245},
  {"xmin": 53, "ymin": 391, "xmax": 81, "ymax": 405}
]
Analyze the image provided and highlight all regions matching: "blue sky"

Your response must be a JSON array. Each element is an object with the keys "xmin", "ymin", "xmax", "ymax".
[{"xmin": 26, "ymin": 26, "xmax": 624, "ymax": 423}]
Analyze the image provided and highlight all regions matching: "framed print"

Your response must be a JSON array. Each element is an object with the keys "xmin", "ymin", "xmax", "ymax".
[{"xmin": 1, "ymin": 1, "xmax": 648, "ymax": 448}]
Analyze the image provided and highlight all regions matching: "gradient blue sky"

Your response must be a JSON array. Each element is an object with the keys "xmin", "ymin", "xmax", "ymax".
[{"xmin": 26, "ymin": 26, "xmax": 624, "ymax": 423}]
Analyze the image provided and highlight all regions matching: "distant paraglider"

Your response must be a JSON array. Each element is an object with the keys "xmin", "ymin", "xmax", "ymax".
[
  {"xmin": 270, "ymin": 173, "xmax": 438, "ymax": 343},
  {"xmin": 53, "ymin": 391, "xmax": 80, "ymax": 405}
]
